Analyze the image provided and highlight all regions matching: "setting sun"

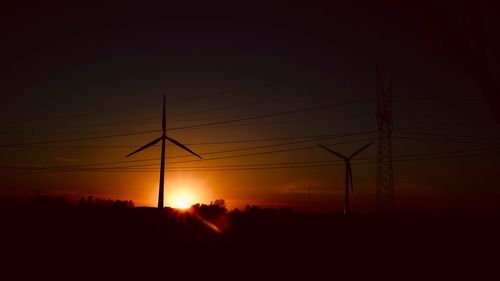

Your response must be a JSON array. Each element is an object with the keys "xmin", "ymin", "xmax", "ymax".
[
  {"xmin": 169, "ymin": 190, "xmax": 195, "ymax": 209},
  {"xmin": 162, "ymin": 176, "xmax": 210, "ymax": 209}
]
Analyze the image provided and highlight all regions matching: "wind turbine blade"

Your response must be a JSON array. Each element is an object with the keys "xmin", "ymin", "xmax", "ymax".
[
  {"xmin": 162, "ymin": 95, "xmax": 166, "ymax": 133},
  {"xmin": 126, "ymin": 136, "xmax": 162, "ymax": 157},
  {"xmin": 318, "ymin": 144, "xmax": 347, "ymax": 160},
  {"xmin": 348, "ymin": 163, "xmax": 354, "ymax": 193},
  {"xmin": 165, "ymin": 136, "xmax": 202, "ymax": 159},
  {"xmin": 349, "ymin": 141, "xmax": 374, "ymax": 159}
]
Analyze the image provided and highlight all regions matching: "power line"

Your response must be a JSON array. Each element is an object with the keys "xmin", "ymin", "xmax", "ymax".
[
  {"xmin": 12, "ymin": 139, "xmax": 500, "ymax": 173},
  {"xmin": 0, "ymin": 98, "xmax": 372, "ymax": 147},
  {"xmin": 3, "ymin": 93, "xmax": 232, "ymax": 128},
  {"xmin": 395, "ymin": 131, "xmax": 500, "ymax": 141},
  {"xmin": 3, "ymin": 149, "xmax": 500, "ymax": 174},
  {"xmin": 2, "ymin": 159, "xmax": 343, "ymax": 173},
  {"xmin": 166, "ymin": 138, "xmax": 376, "ymax": 165},
  {"xmin": 393, "ymin": 95, "xmax": 483, "ymax": 103},
  {"xmin": 4, "ymin": 157, "xmax": 161, "ymax": 170},
  {"xmin": 0, "ymin": 131, "xmax": 376, "ymax": 149},
  {"xmin": 70, "ymin": 105, "xmax": 239, "ymax": 130},
  {"xmin": 4, "ymin": 135, "xmax": 376, "ymax": 171},
  {"xmin": 156, "ymin": 134, "xmax": 376, "ymax": 161},
  {"xmin": 393, "ymin": 122, "xmax": 467, "ymax": 131},
  {"xmin": 167, "ymin": 98, "xmax": 374, "ymax": 131},
  {"xmin": 0, "ymin": 130, "xmax": 161, "ymax": 147},
  {"xmin": 4, "ymin": 132, "xmax": 499, "ymax": 172},
  {"xmin": 393, "ymin": 136, "xmax": 500, "ymax": 145},
  {"xmin": 90, "ymin": 147, "xmax": 500, "ymax": 170},
  {"xmin": 8, "ymin": 135, "xmax": 499, "ymax": 172},
  {"xmin": 0, "ymin": 121, "xmax": 475, "ymax": 149}
]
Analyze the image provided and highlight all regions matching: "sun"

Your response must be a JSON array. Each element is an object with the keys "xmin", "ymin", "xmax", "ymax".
[
  {"xmin": 163, "ymin": 177, "xmax": 209, "ymax": 209},
  {"xmin": 169, "ymin": 190, "xmax": 195, "ymax": 210}
]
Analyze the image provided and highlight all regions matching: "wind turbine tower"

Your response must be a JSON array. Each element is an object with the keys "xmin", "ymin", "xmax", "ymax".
[
  {"xmin": 319, "ymin": 141, "xmax": 374, "ymax": 215},
  {"xmin": 126, "ymin": 96, "xmax": 202, "ymax": 209},
  {"xmin": 376, "ymin": 64, "xmax": 395, "ymax": 213}
]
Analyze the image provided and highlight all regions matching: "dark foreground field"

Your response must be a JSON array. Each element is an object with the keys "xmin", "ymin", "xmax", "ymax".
[{"xmin": 1, "ymin": 201, "xmax": 499, "ymax": 279}]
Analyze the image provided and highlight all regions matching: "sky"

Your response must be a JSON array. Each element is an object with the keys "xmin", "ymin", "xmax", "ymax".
[{"xmin": 1, "ymin": 1, "xmax": 499, "ymax": 213}]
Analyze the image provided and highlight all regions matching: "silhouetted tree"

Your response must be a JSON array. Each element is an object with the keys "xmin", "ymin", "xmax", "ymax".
[
  {"xmin": 29, "ymin": 193, "xmax": 67, "ymax": 208},
  {"xmin": 87, "ymin": 196, "xmax": 94, "ymax": 207},
  {"xmin": 112, "ymin": 199, "xmax": 134, "ymax": 208},
  {"xmin": 192, "ymin": 200, "xmax": 228, "ymax": 226},
  {"xmin": 213, "ymin": 199, "xmax": 226, "ymax": 208},
  {"xmin": 78, "ymin": 197, "xmax": 86, "ymax": 207}
]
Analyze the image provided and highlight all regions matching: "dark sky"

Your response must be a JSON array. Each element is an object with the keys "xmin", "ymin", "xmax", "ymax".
[{"xmin": 1, "ymin": 1, "xmax": 499, "ymax": 213}]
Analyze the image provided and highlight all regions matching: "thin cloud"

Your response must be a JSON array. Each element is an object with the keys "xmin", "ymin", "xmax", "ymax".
[
  {"xmin": 52, "ymin": 156, "xmax": 79, "ymax": 163},
  {"xmin": 273, "ymin": 183, "xmax": 341, "ymax": 195}
]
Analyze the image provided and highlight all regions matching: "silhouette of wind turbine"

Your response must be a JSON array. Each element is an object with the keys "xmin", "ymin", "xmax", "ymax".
[
  {"xmin": 318, "ymin": 141, "xmax": 373, "ymax": 215},
  {"xmin": 126, "ymin": 96, "xmax": 202, "ymax": 209}
]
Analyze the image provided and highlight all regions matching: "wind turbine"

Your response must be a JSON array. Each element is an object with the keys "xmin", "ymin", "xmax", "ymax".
[
  {"xmin": 126, "ymin": 96, "xmax": 202, "ymax": 209},
  {"xmin": 318, "ymin": 141, "xmax": 374, "ymax": 215}
]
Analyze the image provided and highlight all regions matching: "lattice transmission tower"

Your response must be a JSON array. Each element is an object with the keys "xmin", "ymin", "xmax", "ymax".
[{"xmin": 376, "ymin": 64, "xmax": 395, "ymax": 213}]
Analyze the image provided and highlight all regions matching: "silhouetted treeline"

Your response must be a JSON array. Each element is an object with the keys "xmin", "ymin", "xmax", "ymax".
[
  {"xmin": 191, "ymin": 199, "xmax": 226, "ymax": 218},
  {"xmin": 234, "ymin": 204, "xmax": 295, "ymax": 217},
  {"xmin": 28, "ymin": 192, "xmax": 67, "ymax": 208},
  {"xmin": 27, "ymin": 193, "xmax": 134, "ymax": 209},
  {"xmin": 78, "ymin": 195, "xmax": 134, "ymax": 208},
  {"xmin": 2, "ymin": 195, "xmax": 498, "ymax": 279}
]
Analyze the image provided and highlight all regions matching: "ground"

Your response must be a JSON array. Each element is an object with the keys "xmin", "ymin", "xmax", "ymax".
[{"xmin": 1, "ymin": 202, "xmax": 498, "ymax": 279}]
